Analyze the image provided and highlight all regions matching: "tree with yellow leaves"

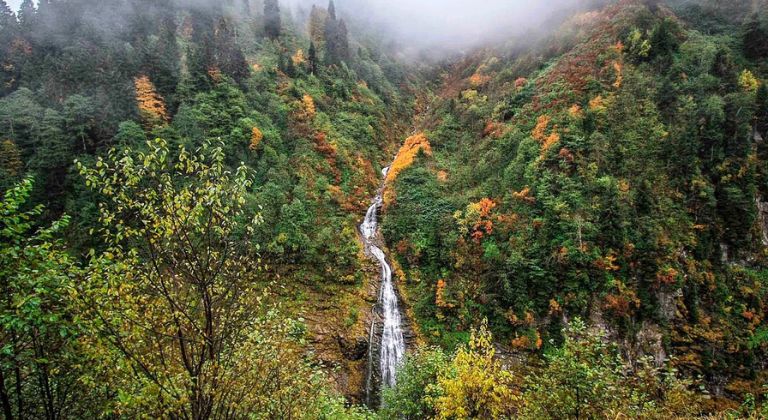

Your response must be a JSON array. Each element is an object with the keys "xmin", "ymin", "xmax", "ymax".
[
  {"xmin": 0, "ymin": 138, "xmax": 22, "ymax": 180},
  {"xmin": 386, "ymin": 132, "xmax": 431, "ymax": 184},
  {"xmin": 133, "ymin": 75, "xmax": 169, "ymax": 130},
  {"xmin": 429, "ymin": 320, "xmax": 517, "ymax": 419},
  {"xmin": 739, "ymin": 69, "xmax": 759, "ymax": 93},
  {"xmin": 249, "ymin": 126, "xmax": 264, "ymax": 150},
  {"xmin": 302, "ymin": 94, "xmax": 316, "ymax": 118}
]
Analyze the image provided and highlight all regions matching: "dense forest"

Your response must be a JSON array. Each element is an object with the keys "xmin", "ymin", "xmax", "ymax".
[{"xmin": 0, "ymin": 0, "xmax": 767, "ymax": 418}]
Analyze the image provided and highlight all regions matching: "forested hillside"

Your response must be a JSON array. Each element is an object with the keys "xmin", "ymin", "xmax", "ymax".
[
  {"xmin": 0, "ymin": 0, "xmax": 767, "ymax": 418},
  {"xmin": 0, "ymin": 0, "xmax": 414, "ymax": 416},
  {"xmin": 382, "ymin": 0, "xmax": 768, "ymax": 416}
]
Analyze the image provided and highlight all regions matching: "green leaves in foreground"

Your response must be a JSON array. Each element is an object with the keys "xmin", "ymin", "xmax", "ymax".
[
  {"xmin": 0, "ymin": 178, "xmax": 100, "ymax": 419},
  {"xmin": 75, "ymin": 138, "xmax": 367, "ymax": 418}
]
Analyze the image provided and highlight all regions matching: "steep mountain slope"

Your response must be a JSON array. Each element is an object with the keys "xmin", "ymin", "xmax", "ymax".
[
  {"xmin": 1, "ymin": 0, "xmax": 768, "ymax": 417},
  {"xmin": 382, "ymin": 0, "xmax": 768, "ymax": 408},
  {"xmin": 0, "ymin": 0, "xmax": 415, "ymax": 413}
]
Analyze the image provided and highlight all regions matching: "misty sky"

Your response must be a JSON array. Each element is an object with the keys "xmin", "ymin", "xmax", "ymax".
[
  {"xmin": 7, "ymin": 0, "xmax": 585, "ymax": 51},
  {"xmin": 335, "ymin": 0, "xmax": 582, "ymax": 47},
  {"xmin": 7, "ymin": 0, "xmax": 25, "ymax": 11}
]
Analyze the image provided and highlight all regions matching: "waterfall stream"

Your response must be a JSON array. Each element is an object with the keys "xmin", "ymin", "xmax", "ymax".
[{"xmin": 361, "ymin": 166, "xmax": 406, "ymax": 405}]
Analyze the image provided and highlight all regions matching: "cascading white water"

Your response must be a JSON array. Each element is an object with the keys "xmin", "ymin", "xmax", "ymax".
[{"xmin": 361, "ymin": 167, "xmax": 406, "ymax": 397}]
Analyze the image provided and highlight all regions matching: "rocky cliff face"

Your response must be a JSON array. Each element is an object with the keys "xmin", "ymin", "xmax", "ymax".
[{"xmin": 757, "ymin": 197, "xmax": 768, "ymax": 247}]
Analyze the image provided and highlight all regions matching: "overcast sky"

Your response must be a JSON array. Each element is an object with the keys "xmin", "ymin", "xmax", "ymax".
[
  {"xmin": 7, "ymin": 0, "xmax": 25, "ymax": 11},
  {"xmin": 335, "ymin": 0, "xmax": 583, "ymax": 46},
  {"xmin": 6, "ymin": 0, "xmax": 589, "ymax": 51}
]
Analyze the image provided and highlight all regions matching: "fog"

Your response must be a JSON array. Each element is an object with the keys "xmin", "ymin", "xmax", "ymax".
[
  {"xmin": 286, "ymin": 0, "xmax": 607, "ymax": 56},
  {"xmin": 7, "ymin": 0, "xmax": 27, "ymax": 11},
  {"xmin": 328, "ymin": 0, "xmax": 593, "ymax": 51},
  {"xmin": 6, "ymin": 0, "xmax": 598, "ymax": 54}
]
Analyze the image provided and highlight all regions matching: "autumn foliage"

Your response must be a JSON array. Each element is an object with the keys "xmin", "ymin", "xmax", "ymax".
[
  {"xmin": 531, "ymin": 115, "xmax": 560, "ymax": 157},
  {"xmin": 435, "ymin": 279, "xmax": 455, "ymax": 309},
  {"xmin": 134, "ymin": 75, "xmax": 169, "ymax": 130},
  {"xmin": 249, "ymin": 127, "xmax": 264, "ymax": 150},
  {"xmin": 386, "ymin": 132, "xmax": 431, "ymax": 184}
]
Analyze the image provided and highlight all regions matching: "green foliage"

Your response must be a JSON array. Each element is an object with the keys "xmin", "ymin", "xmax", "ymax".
[
  {"xmin": 380, "ymin": 347, "xmax": 448, "ymax": 419},
  {"xmin": 0, "ymin": 178, "xmax": 101, "ymax": 418},
  {"xmin": 520, "ymin": 319, "xmax": 701, "ymax": 420},
  {"xmin": 264, "ymin": 0, "xmax": 281, "ymax": 39},
  {"xmin": 75, "ymin": 139, "xmax": 364, "ymax": 417},
  {"xmin": 382, "ymin": 2, "xmax": 768, "ymax": 409}
]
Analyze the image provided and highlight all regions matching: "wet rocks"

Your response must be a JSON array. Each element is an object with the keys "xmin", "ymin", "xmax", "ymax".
[{"xmin": 338, "ymin": 335, "xmax": 369, "ymax": 361}]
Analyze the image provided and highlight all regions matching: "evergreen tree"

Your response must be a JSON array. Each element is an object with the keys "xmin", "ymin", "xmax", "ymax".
[
  {"xmin": 711, "ymin": 48, "xmax": 738, "ymax": 88},
  {"xmin": 324, "ymin": 2, "xmax": 349, "ymax": 67},
  {"xmin": 214, "ymin": 17, "xmax": 249, "ymax": 84},
  {"xmin": 308, "ymin": 41, "xmax": 318, "ymax": 75},
  {"xmin": 264, "ymin": 0, "xmax": 280, "ymax": 39},
  {"xmin": 328, "ymin": 0, "xmax": 336, "ymax": 20},
  {"xmin": 336, "ymin": 18, "xmax": 349, "ymax": 60},
  {"xmin": 756, "ymin": 82, "xmax": 768, "ymax": 137},
  {"xmin": 152, "ymin": 16, "xmax": 181, "ymax": 108},
  {"xmin": 0, "ymin": 138, "xmax": 22, "ymax": 188},
  {"xmin": 308, "ymin": 5, "xmax": 327, "ymax": 46},
  {"xmin": 185, "ymin": 9, "xmax": 217, "ymax": 92},
  {"xmin": 0, "ymin": 0, "xmax": 13, "ymax": 27},
  {"xmin": 284, "ymin": 53, "xmax": 296, "ymax": 77},
  {"xmin": 649, "ymin": 18, "xmax": 680, "ymax": 62},
  {"xmin": 17, "ymin": 0, "xmax": 34, "ymax": 29},
  {"xmin": 742, "ymin": 13, "xmax": 768, "ymax": 60},
  {"xmin": 0, "ymin": 0, "xmax": 18, "ymax": 96}
]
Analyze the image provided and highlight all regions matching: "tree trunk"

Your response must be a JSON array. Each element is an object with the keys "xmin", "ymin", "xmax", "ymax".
[{"xmin": 0, "ymin": 368, "xmax": 14, "ymax": 420}]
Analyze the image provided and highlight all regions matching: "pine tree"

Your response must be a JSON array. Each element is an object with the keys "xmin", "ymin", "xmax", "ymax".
[
  {"xmin": 336, "ymin": 18, "xmax": 349, "ymax": 61},
  {"xmin": 284, "ymin": 53, "xmax": 296, "ymax": 77},
  {"xmin": 324, "ymin": 1, "xmax": 349, "ymax": 66},
  {"xmin": 756, "ymin": 82, "xmax": 768, "ymax": 137},
  {"xmin": 649, "ymin": 18, "xmax": 680, "ymax": 60},
  {"xmin": 325, "ymin": 16, "xmax": 349, "ymax": 66},
  {"xmin": 742, "ymin": 13, "xmax": 768, "ymax": 60},
  {"xmin": 185, "ymin": 9, "xmax": 217, "ymax": 92},
  {"xmin": 0, "ymin": 1, "xmax": 14, "ymax": 28},
  {"xmin": 264, "ymin": 0, "xmax": 280, "ymax": 39},
  {"xmin": 0, "ymin": 0, "xmax": 18, "ymax": 96},
  {"xmin": 308, "ymin": 41, "xmax": 318, "ymax": 75},
  {"xmin": 17, "ymin": 0, "xmax": 35, "ymax": 29},
  {"xmin": 156, "ymin": 16, "xmax": 181, "ymax": 102},
  {"xmin": 214, "ymin": 17, "xmax": 249, "ymax": 84},
  {"xmin": 328, "ymin": 0, "xmax": 336, "ymax": 20},
  {"xmin": 308, "ymin": 5, "xmax": 327, "ymax": 46}
]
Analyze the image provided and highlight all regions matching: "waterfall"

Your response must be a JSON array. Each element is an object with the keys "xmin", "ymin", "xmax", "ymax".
[{"xmin": 361, "ymin": 166, "xmax": 406, "ymax": 405}]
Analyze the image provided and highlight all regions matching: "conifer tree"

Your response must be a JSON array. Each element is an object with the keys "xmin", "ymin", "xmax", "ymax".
[
  {"xmin": 324, "ymin": 1, "xmax": 349, "ymax": 66},
  {"xmin": 756, "ymin": 82, "xmax": 768, "ymax": 137},
  {"xmin": 308, "ymin": 5, "xmax": 327, "ymax": 46},
  {"xmin": 742, "ymin": 13, "xmax": 768, "ymax": 60},
  {"xmin": 336, "ymin": 18, "xmax": 349, "ymax": 60},
  {"xmin": 214, "ymin": 17, "xmax": 249, "ymax": 84},
  {"xmin": 0, "ymin": 0, "xmax": 18, "ymax": 96},
  {"xmin": 328, "ymin": 0, "xmax": 336, "ymax": 20},
  {"xmin": 0, "ymin": 0, "xmax": 14, "ymax": 28},
  {"xmin": 17, "ymin": 0, "xmax": 34, "ymax": 29},
  {"xmin": 264, "ymin": 0, "xmax": 280, "ymax": 39},
  {"xmin": 308, "ymin": 41, "xmax": 318, "ymax": 75}
]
